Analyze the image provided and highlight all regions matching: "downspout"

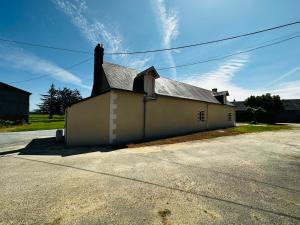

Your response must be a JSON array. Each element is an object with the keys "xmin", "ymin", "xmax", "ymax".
[
  {"xmin": 143, "ymin": 95, "xmax": 147, "ymax": 140},
  {"xmin": 65, "ymin": 109, "xmax": 68, "ymax": 144},
  {"xmin": 206, "ymin": 103, "xmax": 209, "ymax": 130},
  {"xmin": 234, "ymin": 108, "xmax": 236, "ymax": 126}
]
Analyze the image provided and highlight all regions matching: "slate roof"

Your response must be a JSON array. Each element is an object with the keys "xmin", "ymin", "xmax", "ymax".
[
  {"xmin": 233, "ymin": 99, "xmax": 300, "ymax": 111},
  {"xmin": 282, "ymin": 99, "xmax": 300, "ymax": 110},
  {"xmin": 233, "ymin": 101, "xmax": 247, "ymax": 111},
  {"xmin": 102, "ymin": 62, "xmax": 228, "ymax": 105}
]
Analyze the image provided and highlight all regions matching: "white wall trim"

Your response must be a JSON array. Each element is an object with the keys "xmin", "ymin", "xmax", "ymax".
[{"xmin": 109, "ymin": 91, "xmax": 117, "ymax": 144}]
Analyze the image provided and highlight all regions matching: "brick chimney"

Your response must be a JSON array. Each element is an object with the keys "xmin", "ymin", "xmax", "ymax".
[{"xmin": 91, "ymin": 43, "xmax": 104, "ymax": 97}]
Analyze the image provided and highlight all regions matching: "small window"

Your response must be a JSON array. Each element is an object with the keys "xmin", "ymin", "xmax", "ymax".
[
  {"xmin": 197, "ymin": 111, "xmax": 205, "ymax": 122},
  {"xmin": 228, "ymin": 113, "xmax": 232, "ymax": 121}
]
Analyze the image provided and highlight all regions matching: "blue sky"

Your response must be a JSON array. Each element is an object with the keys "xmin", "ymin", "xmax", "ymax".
[{"xmin": 0, "ymin": 0, "xmax": 300, "ymax": 110}]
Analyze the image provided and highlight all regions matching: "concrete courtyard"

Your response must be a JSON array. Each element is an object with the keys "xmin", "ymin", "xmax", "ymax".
[{"xmin": 0, "ymin": 127, "xmax": 299, "ymax": 225}]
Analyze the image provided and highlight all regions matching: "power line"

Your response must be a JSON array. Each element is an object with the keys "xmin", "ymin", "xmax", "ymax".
[
  {"xmin": 156, "ymin": 33, "xmax": 300, "ymax": 71},
  {"xmin": 9, "ymin": 57, "xmax": 93, "ymax": 84},
  {"xmin": 106, "ymin": 20, "xmax": 300, "ymax": 55},
  {"xmin": 7, "ymin": 33, "xmax": 300, "ymax": 84},
  {"xmin": 1, "ymin": 20, "xmax": 300, "ymax": 56},
  {"xmin": 0, "ymin": 37, "xmax": 91, "ymax": 55}
]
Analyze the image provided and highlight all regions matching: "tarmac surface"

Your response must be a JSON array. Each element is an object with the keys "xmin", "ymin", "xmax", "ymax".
[
  {"xmin": 0, "ymin": 129, "xmax": 56, "ymax": 151},
  {"xmin": 0, "ymin": 127, "xmax": 299, "ymax": 225}
]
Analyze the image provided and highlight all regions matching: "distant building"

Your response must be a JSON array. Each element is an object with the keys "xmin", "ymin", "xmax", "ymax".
[
  {"xmin": 0, "ymin": 82, "xmax": 31, "ymax": 122},
  {"xmin": 65, "ymin": 44, "xmax": 235, "ymax": 146},
  {"xmin": 234, "ymin": 101, "xmax": 249, "ymax": 122},
  {"xmin": 233, "ymin": 100, "xmax": 300, "ymax": 123},
  {"xmin": 278, "ymin": 99, "xmax": 300, "ymax": 123}
]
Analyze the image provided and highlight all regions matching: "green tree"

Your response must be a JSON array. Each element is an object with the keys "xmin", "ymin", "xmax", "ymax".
[
  {"xmin": 246, "ymin": 107, "xmax": 265, "ymax": 124},
  {"xmin": 37, "ymin": 84, "xmax": 82, "ymax": 117},
  {"xmin": 57, "ymin": 87, "xmax": 82, "ymax": 115},
  {"xmin": 245, "ymin": 93, "xmax": 284, "ymax": 123},
  {"xmin": 37, "ymin": 83, "xmax": 59, "ymax": 119}
]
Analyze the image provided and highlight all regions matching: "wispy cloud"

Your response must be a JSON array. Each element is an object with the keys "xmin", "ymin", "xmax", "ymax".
[
  {"xmin": 181, "ymin": 54, "xmax": 300, "ymax": 100},
  {"xmin": 54, "ymin": 0, "xmax": 122, "ymax": 53},
  {"xmin": 152, "ymin": 0, "xmax": 179, "ymax": 78},
  {"xmin": 0, "ymin": 45, "xmax": 89, "ymax": 89},
  {"xmin": 182, "ymin": 54, "xmax": 251, "ymax": 100},
  {"xmin": 265, "ymin": 65, "xmax": 300, "ymax": 88},
  {"xmin": 266, "ymin": 80, "xmax": 300, "ymax": 99},
  {"xmin": 53, "ymin": 0, "xmax": 150, "ymax": 70}
]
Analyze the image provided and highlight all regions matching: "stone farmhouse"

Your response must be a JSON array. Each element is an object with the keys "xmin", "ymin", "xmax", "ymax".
[{"xmin": 65, "ymin": 44, "xmax": 235, "ymax": 146}]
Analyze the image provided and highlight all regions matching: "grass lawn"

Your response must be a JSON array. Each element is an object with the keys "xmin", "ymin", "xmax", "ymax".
[
  {"xmin": 128, "ymin": 124, "xmax": 293, "ymax": 148},
  {"xmin": 0, "ymin": 114, "xmax": 64, "ymax": 132}
]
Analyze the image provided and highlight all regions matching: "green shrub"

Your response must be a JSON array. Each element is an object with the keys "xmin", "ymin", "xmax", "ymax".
[{"xmin": 0, "ymin": 119, "xmax": 23, "ymax": 127}]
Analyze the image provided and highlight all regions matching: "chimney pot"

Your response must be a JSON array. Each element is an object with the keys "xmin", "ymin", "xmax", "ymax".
[
  {"xmin": 94, "ymin": 43, "xmax": 104, "ymax": 65},
  {"xmin": 212, "ymin": 88, "xmax": 218, "ymax": 93},
  {"xmin": 91, "ymin": 44, "xmax": 104, "ymax": 97}
]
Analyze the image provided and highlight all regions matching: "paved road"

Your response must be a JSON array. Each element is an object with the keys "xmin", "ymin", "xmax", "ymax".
[
  {"xmin": 0, "ymin": 130, "xmax": 56, "ymax": 152},
  {"xmin": 0, "ymin": 128, "xmax": 299, "ymax": 225}
]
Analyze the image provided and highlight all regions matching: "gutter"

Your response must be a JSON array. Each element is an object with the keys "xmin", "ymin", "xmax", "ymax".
[
  {"xmin": 143, "ymin": 95, "xmax": 147, "ymax": 140},
  {"xmin": 206, "ymin": 103, "xmax": 209, "ymax": 130},
  {"xmin": 142, "ymin": 94, "xmax": 158, "ymax": 140}
]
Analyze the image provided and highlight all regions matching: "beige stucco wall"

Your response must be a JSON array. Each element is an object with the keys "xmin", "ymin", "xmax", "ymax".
[
  {"xmin": 145, "ymin": 95, "xmax": 209, "ymax": 139},
  {"xmin": 207, "ymin": 104, "xmax": 235, "ymax": 129},
  {"xmin": 113, "ymin": 90, "xmax": 144, "ymax": 144},
  {"xmin": 65, "ymin": 92, "xmax": 110, "ymax": 146},
  {"xmin": 113, "ymin": 92, "xmax": 235, "ymax": 143},
  {"xmin": 65, "ymin": 90, "xmax": 235, "ymax": 146}
]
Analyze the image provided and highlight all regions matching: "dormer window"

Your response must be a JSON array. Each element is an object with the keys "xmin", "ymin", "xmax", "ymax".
[
  {"xmin": 133, "ymin": 66, "xmax": 160, "ymax": 98},
  {"xmin": 144, "ymin": 72, "xmax": 155, "ymax": 97},
  {"xmin": 212, "ymin": 88, "xmax": 229, "ymax": 104}
]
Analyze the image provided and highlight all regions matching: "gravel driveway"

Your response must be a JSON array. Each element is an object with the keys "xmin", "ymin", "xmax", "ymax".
[{"xmin": 0, "ymin": 127, "xmax": 299, "ymax": 225}]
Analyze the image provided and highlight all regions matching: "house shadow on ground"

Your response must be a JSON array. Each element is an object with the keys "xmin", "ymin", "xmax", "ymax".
[
  {"xmin": 1, "ymin": 137, "xmax": 127, "ymax": 157},
  {"xmin": 1, "ymin": 126, "xmax": 256, "ymax": 157}
]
